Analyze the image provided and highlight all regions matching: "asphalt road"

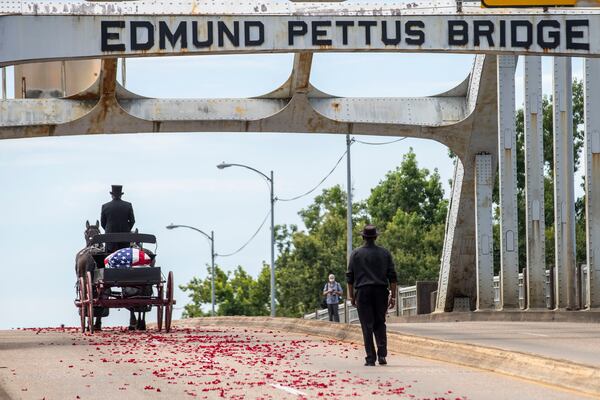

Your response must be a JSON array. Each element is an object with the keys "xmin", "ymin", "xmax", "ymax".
[
  {"xmin": 387, "ymin": 321, "xmax": 600, "ymax": 367},
  {"xmin": 0, "ymin": 326, "xmax": 594, "ymax": 400}
]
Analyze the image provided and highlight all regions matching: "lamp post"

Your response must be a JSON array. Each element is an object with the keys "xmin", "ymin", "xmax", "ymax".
[
  {"xmin": 217, "ymin": 162, "xmax": 276, "ymax": 317},
  {"xmin": 166, "ymin": 224, "xmax": 216, "ymax": 316}
]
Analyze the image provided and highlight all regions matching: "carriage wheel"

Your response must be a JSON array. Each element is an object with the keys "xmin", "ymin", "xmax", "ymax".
[
  {"xmin": 156, "ymin": 283, "xmax": 164, "ymax": 332},
  {"xmin": 78, "ymin": 277, "xmax": 86, "ymax": 333},
  {"xmin": 86, "ymin": 271, "xmax": 94, "ymax": 334},
  {"xmin": 165, "ymin": 271, "xmax": 174, "ymax": 333}
]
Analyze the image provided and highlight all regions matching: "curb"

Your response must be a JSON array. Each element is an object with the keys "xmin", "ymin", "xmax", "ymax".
[{"xmin": 176, "ymin": 316, "xmax": 600, "ymax": 398}]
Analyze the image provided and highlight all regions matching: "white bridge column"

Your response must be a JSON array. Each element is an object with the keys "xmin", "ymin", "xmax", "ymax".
[
  {"xmin": 497, "ymin": 55, "xmax": 520, "ymax": 309},
  {"xmin": 553, "ymin": 57, "xmax": 577, "ymax": 310},
  {"xmin": 585, "ymin": 58, "xmax": 600, "ymax": 309},
  {"xmin": 436, "ymin": 160, "xmax": 463, "ymax": 312},
  {"xmin": 524, "ymin": 56, "xmax": 546, "ymax": 309},
  {"xmin": 475, "ymin": 153, "xmax": 495, "ymax": 310}
]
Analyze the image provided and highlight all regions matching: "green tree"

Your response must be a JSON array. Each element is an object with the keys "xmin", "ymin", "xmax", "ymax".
[
  {"xmin": 275, "ymin": 149, "xmax": 448, "ymax": 317},
  {"xmin": 179, "ymin": 264, "xmax": 270, "ymax": 317},
  {"xmin": 368, "ymin": 149, "xmax": 447, "ymax": 285},
  {"xmin": 275, "ymin": 186, "xmax": 369, "ymax": 317},
  {"xmin": 368, "ymin": 149, "xmax": 446, "ymax": 226},
  {"xmin": 377, "ymin": 210, "xmax": 445, "ymax": 284}
]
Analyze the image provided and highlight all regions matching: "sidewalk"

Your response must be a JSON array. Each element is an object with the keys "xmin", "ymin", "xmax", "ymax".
[{"xmin": 386, "ymin": 319, "xmax": 600, "ymax": 368}]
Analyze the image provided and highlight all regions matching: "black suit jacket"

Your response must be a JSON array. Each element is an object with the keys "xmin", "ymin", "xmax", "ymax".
[{"xmin": 101, "ymin": 199, "xmax": 135, "ymax": 233}]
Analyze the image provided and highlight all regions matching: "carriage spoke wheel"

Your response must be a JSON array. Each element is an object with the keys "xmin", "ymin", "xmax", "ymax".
[
  {"xmin": 86, "ymin": 271, "xmax": 94, "ymax": 334},
  {"xmin": 78, "ymin": 277, "xmax": 86, "ymax": 333},
  {"xmin": 165, "ymin": 271, "xmax": 174, "ymax": 333},
  {"xmin": 157, "ymin": 283, "xmax": 164, "ymax": 332}
]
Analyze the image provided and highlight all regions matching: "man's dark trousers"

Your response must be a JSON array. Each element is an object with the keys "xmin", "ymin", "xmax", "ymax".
[
  {"xmin": 327, "ymin": 303, "xmax": 340, "ymax": 322},
  {"xmin": 356, "ymin": 285, "xmax": 389, "ymax": 363}
]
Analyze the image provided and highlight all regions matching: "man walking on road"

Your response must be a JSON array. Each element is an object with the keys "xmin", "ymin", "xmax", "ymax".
[
  {"xmin": 346, "ymin": 224, "xmax": 397, "ymax": 366},
  {"xmin": 323, "ymin": 274, "xmax": 343, "ymax": 322}
]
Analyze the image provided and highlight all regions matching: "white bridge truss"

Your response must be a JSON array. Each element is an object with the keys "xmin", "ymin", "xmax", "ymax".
[{"xmin": 2, "ymin": 0, "xmax": 600, "ymax": 311}]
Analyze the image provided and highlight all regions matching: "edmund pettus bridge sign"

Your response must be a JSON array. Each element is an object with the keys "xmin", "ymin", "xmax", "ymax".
[
  {"xmin": 2, "ymin": 0, "xmax": 600, "ymax": 315},
  {"xmin": 98, "ymin": 17, "xmax": 591, "ymax": 53},
  {"xmin": 2, "ymin": 1, "xmax": 600, "ymax": 65}
]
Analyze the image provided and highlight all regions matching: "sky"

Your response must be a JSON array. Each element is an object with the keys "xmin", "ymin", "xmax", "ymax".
[{"xmin": 0, "ymin": 51, "xmax": 586, "ymax": 329}]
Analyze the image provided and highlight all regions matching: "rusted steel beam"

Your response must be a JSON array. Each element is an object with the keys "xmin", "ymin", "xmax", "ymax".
[
  {"xmin": 290, "ymin": 52, "xmax": 313, "ymax": 95},
  {"xmin": 475, "ymin": 153, "xmax": 495, "ymax": 310}
]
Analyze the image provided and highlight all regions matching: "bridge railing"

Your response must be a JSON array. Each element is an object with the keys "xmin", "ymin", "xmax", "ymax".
[
  {"xmin": 398, "ymin": 286, "xmax": 418, "ymax": 316},
  {"xmin": 303, "ymin": 301, "xmax": 359, "ymax": 323},
  {"xmin": 304, "ymin": 286, "xmax": 414, "ymax": 322},
  {"xmin": 492, "ymin": 265, "xmax": 588, "ymax": 309},
  {"xmin": 304, "ymin": 266, "xmax": 589, "ymax": 321}
]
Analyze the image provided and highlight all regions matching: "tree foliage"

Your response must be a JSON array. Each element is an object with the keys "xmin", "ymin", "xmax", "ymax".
[
  {"xmin": 179, "ymin": 264, "xmax": 270, "ymax": 317},
  {"xmin": 368, "ymin": 151, "xmax": 447, "ymax": 227},
  {"xmin": 369, "ymin": 151, "xmax": 447, "ymax": 285},
  {"xmin": 275, "ymin": 186, "xmax": 369, "ymax": 316},
  {"xmin": 276, "ymin": 148, "xmax": 447, "ymax": 317}
]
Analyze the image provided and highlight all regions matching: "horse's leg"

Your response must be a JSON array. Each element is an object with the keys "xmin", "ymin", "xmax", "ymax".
[
  {"xmin": 128, "ymin": 308, "xmax": 136, "ymax": 330},
  {"xmin": 135, "ymin": 311, "xmax": 147, "ymax": 331},
  {"xmin": 94, "ymin": 316, "xmax": 102, "ymax": 331},
  {"xmin": 140, "ymin": 312, "xmax": 147, "ymax": 331}
]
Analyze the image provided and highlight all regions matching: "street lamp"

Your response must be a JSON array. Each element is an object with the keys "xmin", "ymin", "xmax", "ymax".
[
  {"xmin": 217, "ymin": 162, "xmax": 276, "ymax": 317},
  {"xmin": 166, "ymin": 223, "xmax": 216, "ymax": 316}
]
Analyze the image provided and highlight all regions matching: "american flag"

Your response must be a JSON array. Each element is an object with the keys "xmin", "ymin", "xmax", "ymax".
[{"xmin": 104, "ymin": 248, "xmax": 151, "ymax": 269}]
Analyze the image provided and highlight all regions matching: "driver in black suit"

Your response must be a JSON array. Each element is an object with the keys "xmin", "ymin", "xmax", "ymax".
[
  {"xmin": 99, "ymin": 184, "xmax": 138, "ymax": 330},
  {"xmin": 101, "ymin": 185, "xmax": 135, "ymax": 253}
]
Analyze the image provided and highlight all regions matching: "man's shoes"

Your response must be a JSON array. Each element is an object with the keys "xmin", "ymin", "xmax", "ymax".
[
  {"xmin": 378, "ymin": 357, "xmax": 387, "ymax": 365},
  {"xmin": 364, "ymin": 359, "xmax": 376, "ymax": 366},
  {"xmin": 93, "ymin": 321, "xmax": 102, "ymax": 331}
]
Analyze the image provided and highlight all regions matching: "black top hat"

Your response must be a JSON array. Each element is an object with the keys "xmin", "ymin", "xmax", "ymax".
[
  {"xmin": 110, "ymin": 185, "xmax": 124, "ymax": 196},
  {"xmin": 361, "ymin": 224, "xmax": 378, "ymax": 238}
]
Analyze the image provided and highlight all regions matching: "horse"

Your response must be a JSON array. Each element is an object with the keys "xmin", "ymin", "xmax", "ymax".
[
  {"xmin": 76, "ymin": 221, "xmax": 150, "ymax": 331},
  {"xmin": 75, "ymin": 220, "xmax": 104, "ymax": 331}
]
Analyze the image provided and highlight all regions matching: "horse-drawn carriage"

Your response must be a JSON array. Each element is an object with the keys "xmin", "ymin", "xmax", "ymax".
[{"xmin": 74, "ymin": 232, "xmax": 175, "ymax": 334}]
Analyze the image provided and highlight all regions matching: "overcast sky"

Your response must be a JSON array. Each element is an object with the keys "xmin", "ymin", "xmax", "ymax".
[{"xmin": 0, "ymin": 52, "xmax": 585, "ymax": 329}]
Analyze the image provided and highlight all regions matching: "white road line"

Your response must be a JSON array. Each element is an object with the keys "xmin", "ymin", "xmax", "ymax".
[
  {"xmin": 521, "ymin": 332, "xmax": 549, "ymax": 337},
  {"xmin": 270, "ymin": 383, "xmax": 307, "ymax": 396}
]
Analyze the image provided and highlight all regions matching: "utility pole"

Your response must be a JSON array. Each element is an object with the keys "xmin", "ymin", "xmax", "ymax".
[
  {"xmin": 270, "ymin": 170, "xmax": 276, "ymax": 317},
  {"xmin": 345, "ymin": 134, "xmax": 353, "ymax": 323},
  {"xmin": 210, "ymin": 230, "xmax": 215, "ymax": 316}
]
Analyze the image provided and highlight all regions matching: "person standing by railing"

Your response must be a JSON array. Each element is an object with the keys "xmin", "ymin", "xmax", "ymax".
[
  {"xmin": 346, "ymin": 224, "xmax": 397, "ymax": 366},
  {"xmin": 323, "ymin": 274, "xmax": 343, "ymax": 322}
]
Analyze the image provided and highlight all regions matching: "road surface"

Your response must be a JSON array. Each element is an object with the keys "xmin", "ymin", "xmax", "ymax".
[
  {"xmin": 0, "ymin": 326, "xmax": 593, "ymax": 399},
  {"xmin": 387, "ymin": 321, "xmax": 600, "ymax": 367}
]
